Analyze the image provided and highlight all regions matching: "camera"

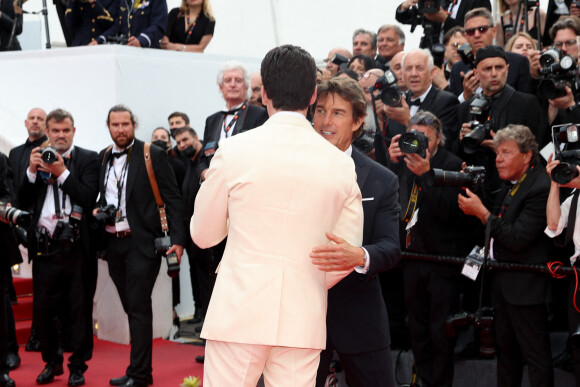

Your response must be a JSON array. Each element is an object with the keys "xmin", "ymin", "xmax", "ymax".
[
  {"xmin": 445, "ymin": 307, "xmax": 496, "ymax": 358},
  {"xmin": 433, "ymin": 165, "xmax": 486, "ymax": 192},
  {"xmin": 93, "ymin": 204, "xmax": 118, "ymax": 226},
  {"xmin": 399, "ymin": 129, "xmax": 429, "ymax": 158},
  {"xmin": 107, "ymin": 35, "xmax": 129, "ymax": 45},
  {"xmin": 0, "ymin": 202, "xmax": 32, "ymax": 229},
  {"xmin": 537, "ymin": 47, "xmax": 580, "ymax": 100},
  {"xmin": 463, "ymin": 120, "xmax": 495, "ymax": 154},
  {"xmin": 154, "ymin": 236, "xmax": 180, "ymax": 278},
  {"xmin": 551, "ymin": 123, "xmax": 580, "ymax": 184},
  {"xmin": 39, "ymin": 147, "xmax": 58, "ymax": 164},
  {"xmin": 430, "ymin": 43, "xmax": 445, "ymax": 68},
  {"xmin": 330, "ymin": 53, "xmax": 349, "ymax": 72},
  {"xmin": 352, "ymin": 125, "xmax": 375, "ymax": 154},
  {"xmin": 371, "ymin": 70, "xmax": 402, "ymax": 107},
  {"xmin": 458, "ymin": 43, "xmax": 476, "ymax": 69},
  {"xmin": 417, "ymin": 0, "xmax": 442, "ymax": 13}
]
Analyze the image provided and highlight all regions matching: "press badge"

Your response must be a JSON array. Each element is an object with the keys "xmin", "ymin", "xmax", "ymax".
[
  {"xmin": 462, "ymin": 246, "xmax": 484, "ymax": 281},
  {"xmin": 115, "ymin": 219, "xmax": 129, "ymax": 232}
]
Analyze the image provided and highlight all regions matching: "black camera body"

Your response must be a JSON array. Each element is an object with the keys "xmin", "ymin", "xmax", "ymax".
[
  {"xmin": 0, "ymin": 202, "xmax": 32, "ymax": 229},
  {"xmin": 417, "ymin": 0, "xmax": 442, "ymax": 13},
  {"xmin": 464, "ymin": 120, "xmax": 494, "ymax": 154},
  {"xmin": 433, "ymin": 165, "xmax": 486, "ymax": 193},
  {"xmin": 371, "ymin": 70, "xmax": 402, "ymax": 107},
  {"xmin": 52, "ymin": 205, "xmax": 83, "ymax": 251},
  {"xmin": 458, "ymin": 43, "xmax": 476, "ymax": 69},
  {"xmin": 551, "ymin": 123, "xmax": 580, "ymax": 184},
  {"xmin": 400, "ymin": 129, "xmax": 429, "ymax": 158},
  {"xmin": 330, "ymin": 53, "xmax": 349, "ymax": 72},
  {"xmin": 538, "ymin": 47, "xmax": 580, "ymax": 100},
  {"xmin": 446, "ymin": 307, "xmax": 496, "ymax": 358},
  {"xmin": 352, "ymin": 127, "xmax": 375, "ymax": 154},
  {"xmin": 39, "ymin": 147, "xmax": 58, "ymax": 164},
  {"xmin": 154, "ymin": 235, "xmax": 180, "ymax": 278},
  {"xmin": 93, "ymin": 204, "xmax": 118, "ymax": 226}
]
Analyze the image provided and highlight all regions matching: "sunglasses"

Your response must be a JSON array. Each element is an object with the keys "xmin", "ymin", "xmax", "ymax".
[{"xmin": 465, "ymin": 25, "xmax": 493, "ymax": 36}]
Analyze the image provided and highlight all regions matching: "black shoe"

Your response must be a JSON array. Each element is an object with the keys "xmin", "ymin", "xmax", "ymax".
[
  {"xmin": 195, "ymin": 355, "xmax": 205, "ymax": 364},
  {"xmin": 112, "ymin": 377, "xmax": 147, "ymax": 387},
  {"xmin": 109, "ymin": 375, "xmax": 153, "ymax": 386},
  {"xmin": 6, "ymin": 353, "xmax": 20, "ymax": 370},
  {"xmin": 68, "ymin": 370, "xmax": 85, "ymax": 386},
  {"xmin": 195, "ymin": 326, "xmax": 202, "ymax": 333},
  {"xmin": 36, "ymin": 363, "xmax": 64, "ymax": 384},
  {"xmin": 0, "ymin": 373, "xmax": 15, "ymax": 387},
  {"xmin": 187, "ymin": 315, "xmax": 203, "ymax": 324},
  {"xmin": 26, "ymin": 330, "xmax": 41, "ymax": 352}
]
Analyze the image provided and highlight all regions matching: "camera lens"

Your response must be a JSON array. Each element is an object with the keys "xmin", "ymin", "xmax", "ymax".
[
  {"xmin": 380, "ymin": 87, "xmax": 402, "ymax": 106},
  {"xmin": 552, "ymin": 163, "xmax": 579, "ymax": 184},
  {"xmin": 400, "ymin": 132, "xmax": 421, "ymax": 154}
]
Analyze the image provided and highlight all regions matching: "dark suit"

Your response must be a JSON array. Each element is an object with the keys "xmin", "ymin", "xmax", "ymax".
[
  {"xmin": 395, "ymin": 0, "xmax": 491, "ymax": 48},
  {"xmin": 8, "ymin": 135, "xmax": 48, "ymax": 207},
  {"xmin": 65, "ymin": 0, "xmax": 116, "ymax": 46},
  {"xmin": 101, "ymin": 0, "xmax": 165, "ymax": 47},
  {"xmin": 388, "ymin": 148, "xmax": 475, "ymax": 387},
  {"xmin": 488, "ymin": 165, "xmax": 554, "ymax": 387},
  {"xmin": 200, "ymin": 101, "xmax": 269, "ymax": 170},
  {"xmin": 0, "ymin": 0, "xmax": 22, "ymax": 51},
  {"xmin": 19, "ymin": 146, "xmax": 99, "ymax": 373},
  {"xmin": 375, "ymin": 86, "xmax": 458, "ymax": 166},
  {"xmin": 97, "ymin": 139, "xmax": 185, "ymax": 384},
  {"xmin": 316, "ymin": 149, "xmax": 401, "ymax": 387},
  {"xmin": 450, "ymin": 51, "xmax": 531, "ymax": 96},
  {"xmin": 457, "ymin": 84, "xmax": 544, "ymax": 206}
]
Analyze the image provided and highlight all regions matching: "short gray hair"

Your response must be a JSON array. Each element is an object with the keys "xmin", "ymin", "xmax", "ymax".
[
  {"xmin": 493, "ymin": 124, "xmax": 539, "ymax": 166},
  {"xmin": 401, "ymin": 49, "xmax": 434, "ymax": 71},
  {"xmin": 352, "ymin": 28, "xmax": 377, "ymax": 49},
  {"xmin": 377, "ymin": 24, "xmax": 405, "ymax": 45},
  {"xmin": 217, "ymin": 61, "xmax": 250, "ymax": 87}
]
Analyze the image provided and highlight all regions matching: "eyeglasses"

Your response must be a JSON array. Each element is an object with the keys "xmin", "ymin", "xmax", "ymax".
[
  {"xmin": 553, "ymin": 39, "xmax": 578, "ymax": 49},
  {"xmin": 465, "ymin": 25, "xmax": 493, "ymax": 36},
  {"xmin": 448, "ymin": 42, "xmax": 462, "ymax": 50},
  {"xmin": 358, "ymin": 72, "xmax": 380, "ymax": 80}
]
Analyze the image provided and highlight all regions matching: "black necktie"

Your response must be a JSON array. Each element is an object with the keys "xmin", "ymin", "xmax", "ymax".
[
  {"xmin": 112, "ymin": 148, "xmax": 129, "ymax": 158},
  {"xmin": 565, "ymin": 190, "xmax": 580, "ymax": 245},
  {"xmin": 408, "ymin": 98, "xmax": 421, "ymax": 107}
]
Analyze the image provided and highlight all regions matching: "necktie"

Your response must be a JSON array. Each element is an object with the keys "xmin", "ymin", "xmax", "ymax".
[
  {"xmin": 565, "ymin": 190, "xmax": 580, "ymax": 245},
  {"xmin": 408, "ymin": 98, "xmax": 422, "ymax": 107},
  {"xmin": 112, "ymin": 148, "xmax": 130, "ymax": 158}
]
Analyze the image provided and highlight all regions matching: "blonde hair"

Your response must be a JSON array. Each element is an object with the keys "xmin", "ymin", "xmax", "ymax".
[
  {"xmin": 179, "ymin": 0, "xmax": 215, "ymax": 21},
  {"xmin": 505, "ymin": 32, "xmax": 537, "ymax": 52}
]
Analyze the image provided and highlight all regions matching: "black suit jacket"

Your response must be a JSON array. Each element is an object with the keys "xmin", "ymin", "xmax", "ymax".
[
  {"xmin": 450, "ymin": 51, "xmax": 531, "ymax": 96},
  {"xmin": 326, "ymin": 149, "xmax": 401, "ymax": 354},
  {"xmin": 200, "ymin": 102, "xmax": 268, "ymax": 170},
  {"xmin": 19, "ymin": 146, "xmax": 100, "ymax": 259},
  {"xmin": 395, "ymin": 0, "xmax": 491, "ymax": 47},
  {"xmin": 489, "ymin": 165, "xmax": 551, "ymax": 305},
  {"xmin": 8, "ymin": 135, "xmax": 48, "ymax": 207},
  {"xmin": 97, "ymin": 139, "xmax": 186, "ymax": 258},
  {"xmin": 0, "ymin": 0, "xmax": 22, "ymax": 51},
  {"xmin": 0, "ymin": 152, "xmax": 22, "ymax": 267}
]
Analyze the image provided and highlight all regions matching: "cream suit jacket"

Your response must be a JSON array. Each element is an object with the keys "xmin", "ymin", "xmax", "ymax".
[{"xmin": 191, "ymin": 112, "xmax": 364, "ymax": 350}]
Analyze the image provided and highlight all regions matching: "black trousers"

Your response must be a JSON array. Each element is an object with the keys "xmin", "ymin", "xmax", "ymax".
[
  {"xmin": 404, "ymin": 261, "xmax": 459, "ymax": 387},
  {"xmin": 32, "ymin": 241, "xmax": 91, "ymax": 372},
  {"xmin": 105, "ymin": 235, "xmax": 161, "ymax": 384},
  {"xmin": 492, "ymin": 285, "xmax": 554, "ymax": 387},
  {"xmin": 185, "ymin": 241, "xmax": 209, "ymax": 319},
  {"xmin": 569, "ymin": 276, "xmax": 580, "ymax": 386},
  {"xmin": 0, "ymin": 262, "xmax": 7, "ymax": 374}
]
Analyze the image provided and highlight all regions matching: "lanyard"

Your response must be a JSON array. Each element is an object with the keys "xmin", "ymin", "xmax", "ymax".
[
  {"xmin": 402, "ymin": 181, "xmax": 420, "ymax": 223},
  {"xmin": 223, "ymin": 102, "xmax": 246, "ymax": 136},
  {"xmin": 185, "ymin": 12, "xmax": 198, "ymax": 44},
  {"xmin": 446, "ymin": 0, "xmax": 458, "ymax": 16},
  {"xmin": 498, "ymin": 171, "xmax": 528, "ymax": 218},
  {"xmin": 105, "ymin": 148, "xmax": 132, "ymax": 217}
]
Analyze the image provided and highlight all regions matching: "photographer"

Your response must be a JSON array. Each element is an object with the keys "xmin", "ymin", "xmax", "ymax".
[
  {"xmin": 395, "ymin": 0, "xmax": 490, "ymax": 49},
  {"xmin": 458, "ymin": 124, "xmax": 553, "ymax": 387},
  {"xmin": 19, "ymin": 109, "xmax": 100, "ymax": 386},
  {"xmin": 545, "ymin": 151, "xmax": 580, "ymax": 386},
  {"xmin": 457, "ymin": 45, "xmax": 543, "ymax": 205},
  {"xmin": 387, "ymin": 111, "xmax": 474, "ymax": 386}
]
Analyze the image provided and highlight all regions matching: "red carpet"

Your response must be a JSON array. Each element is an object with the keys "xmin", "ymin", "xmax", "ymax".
[{"xmin": 9, "ymin": 338, "xmax": 205, "ymax": 387}]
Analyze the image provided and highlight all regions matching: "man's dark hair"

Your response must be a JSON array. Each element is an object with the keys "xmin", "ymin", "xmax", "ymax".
[
  {"xmin": 348, "ymin": 55, "xmax": 375, "ymax": 72},
  {"xmin": 549, "ymin": 15, "xmax": 580, "ymax": 40},
  {"xmin": 315, "ymin": 77, "xmax": 367, "ymax": 141},
  {"xmin": 443, "ymin": 26, "xmax": 465, "ymax": 46},
  {"xmin": 46, "ymin": 108, "xmax": 74, "ymax": 127},
  {"xmin": 167, "ymin": 111, "xmax": 190, "ymax": 125},
  {"xmin": 464, "ymin": 7, "xmax": 494, "ymax": 26},
  {"xmin": 107, "ymin": 104, "xmax": 137, "ymax": 126},
  {"xmin": 173, "ymin": 127, "xmax": 198, "ymax": 138},
  {"xmin": 261, "ymin": 45, "xmax": 317, "ymax": 111}
]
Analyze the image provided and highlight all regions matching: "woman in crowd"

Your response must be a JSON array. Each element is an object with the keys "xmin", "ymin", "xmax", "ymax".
[
  {"xmin": 506, "ymin": 32, "xmax": 540, "ymax": 79},
  {"xmin": 496, "ymin": 0, "xmax": 546, "ymax": 47},
  {"xmin": 160, "ymin": 0, "xmax": 215, "ymax": 53},
  {"xmin": 348, "ymin": 54, "xmax": 374, "ymax": 75}
]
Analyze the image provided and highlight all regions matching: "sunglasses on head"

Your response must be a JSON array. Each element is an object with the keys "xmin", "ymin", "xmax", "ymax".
[{"xmin": 465, "ymin": 25, "xmax": 493, "ymax": 36}]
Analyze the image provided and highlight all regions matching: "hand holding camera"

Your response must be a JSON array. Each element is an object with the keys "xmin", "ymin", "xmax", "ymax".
[
  {"xmin": 29, "ymin": 146, "xmax": 67, "ymax": 178},
  {"xmin": 460, "ymin": 70, "xmax": 479, "ymax": 100},
  {"xmin": 384, "ymin": 96, "xmax": 410, "ymax": 126}
]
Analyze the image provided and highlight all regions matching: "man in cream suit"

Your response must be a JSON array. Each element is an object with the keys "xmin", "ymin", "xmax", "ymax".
[{"xmin": 191, "ymin": 45, "xmax": 364, "ymax": 386}]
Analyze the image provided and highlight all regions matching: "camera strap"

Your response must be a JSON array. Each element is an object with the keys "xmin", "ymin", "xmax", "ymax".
[
  {"xmin": 497, "ymin": 171, "xmax": 528, "ymax": 218},
  {"xmin": 402, "ymin": 181, "xmax": 420, "ymax": 223},
  {"xmin": 223, "ymin": 102, "xmax": 246, "ymax": 137},
  {"xmin": 144, "ymin": 143, "xmax": 169, "ymax": 235}
]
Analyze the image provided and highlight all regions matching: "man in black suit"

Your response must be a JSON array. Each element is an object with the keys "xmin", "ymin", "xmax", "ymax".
[
  {"xmin": 387, "ymin": 111, "xmax": 476, "ymax": 387},
  {"xmin": 459, "ymin": 125, "xmax": 553, "ymax": 387},
  {"xmin": 19, "ymin": 109, "xmax": 99, "ymax": 387},
  {"xmin": 98, "ymin": 105, "xmax": 186, "ymax": 387},
  {"xmin": 199, "ymin": 60, "xmax": 269, "ymax": 176},
  {"xmin": 457, "ymin": 45, "xmax": 543, "ymax": 206},
  {"xmin": 376, "ymin": 48, "xmax": 459, "ymax": 165},
  {"xmin": 311, "ymin": 77, "xmax": 401, "ymax": 386},
  {"xmin": 449, "ymin": 7, "xmax": 531, "ymax": 99},
  {"xmin": 395, "ymin": 0, "xmax": 491, "ymax": 49}
]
